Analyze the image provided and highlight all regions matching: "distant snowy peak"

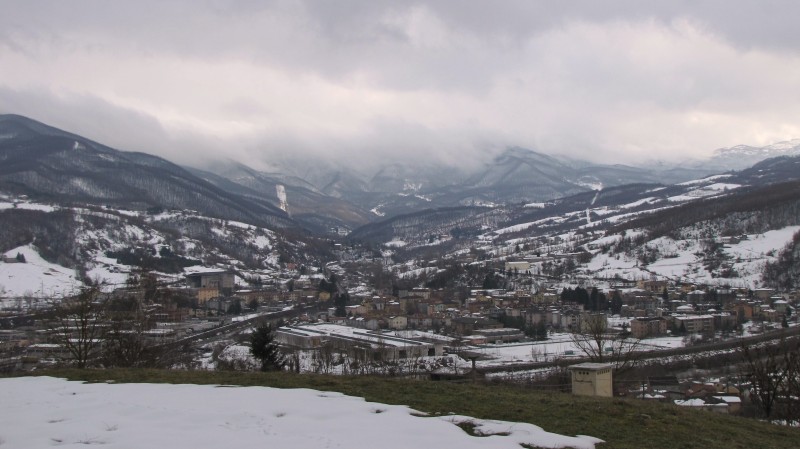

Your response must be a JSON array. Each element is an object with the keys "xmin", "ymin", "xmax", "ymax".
[
  {"xmin": 718, "ymin": 142, "xmax": 800, "ymax": 156},
  {"xmin": 711, "ymin": 139, "xmax": 800, "ymax": 168},
  {"xmin": 767, "ymin": 138, "xmax": 800, "ymax": 150}
]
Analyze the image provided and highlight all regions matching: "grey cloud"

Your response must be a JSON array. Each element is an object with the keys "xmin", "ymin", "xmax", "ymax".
[
  {"xmin": 0, "ymin": 86, "xmax": 228, "ymax": 166},
  {"xmin": 1, "ymin": 1, "xmax": 800, "ymax": 169}
]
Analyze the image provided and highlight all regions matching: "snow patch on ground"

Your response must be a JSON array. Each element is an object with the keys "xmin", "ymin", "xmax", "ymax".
[
  {"xmin": 253, "ymin": 235, "xmax": 272, "ymax": 250},
  {"xmin": 586, "ymin": 226, "xmax": 800, "ymax": 288},
  {"xmin": 0, "ymin": 377, "xmax": 602, "ymax": 449},
  {"xmin": 85, "ymin": 258, "xmax": 130, "ymax": 287},
  {"xmin": 0, "ymin": 245, "xmax": 81, "ymax": 303},
  {"xmin": 677, "ymin": 174, "xmax": 733, "ymax": 186},
  {"xmin": 0, "ymin": 201, "xmax": 58, "ymax": 212},
  {"xmin": 619, "ymin": 197, "xmax": 660, "ymax": 209}
]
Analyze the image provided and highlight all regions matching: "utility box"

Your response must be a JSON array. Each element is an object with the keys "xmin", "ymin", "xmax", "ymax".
[{"xmin": 568, "ymin": 363, "xmax": 614, "ymax": 397}]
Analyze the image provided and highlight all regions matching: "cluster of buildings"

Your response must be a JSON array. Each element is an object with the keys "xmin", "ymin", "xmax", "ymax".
[
  {"xmin": 176, "ymin": 271, "xmax": 797, "ymax": 346},
  {"xmin": 3, "ymin": 261, "xmax": 797, "ymax": 372},
  {"xmin": 570, "ymin": 365, "xmax": 746, "ymax": 415},
  {"xmin": 627, "ymin": 284, "xmax": 795, "ymax": 339},
  {"xmin": 628, "ymin": 376, "xmax": 744, "ymax": 414}
]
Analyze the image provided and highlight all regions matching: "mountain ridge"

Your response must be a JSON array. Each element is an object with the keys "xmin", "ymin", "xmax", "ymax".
[{"xmin": 0, "ymin": 114, "xmax": 293, "ymax": 230}]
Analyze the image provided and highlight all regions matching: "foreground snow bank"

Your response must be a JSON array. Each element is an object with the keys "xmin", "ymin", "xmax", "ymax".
[{"xmin": 0, "ymin": 377, "xmax": 601, "ymax": 449}]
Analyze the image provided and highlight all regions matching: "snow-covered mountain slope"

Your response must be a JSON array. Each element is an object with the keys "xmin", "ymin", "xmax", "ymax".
[
  {"xmin": 372, "ymin": 160, "xmax": 800, "ymax": 290},
  {"xmin": 356, "ymin": 171, "xmax": 749, "ymax": 250},
  {"xmin": 205, "ymin": 145, "xmax": 712, "ymax": 221},
  {"xmin": 362, "ymin": 154, "xmax": 800, "ymax": 249},
  {"xmin": 0, "ymin": 114, "xmax": 292, "ymax": 230},
  {"xmin": 0, "ymin": 194, "xmax": 325, "ymax": 304},
  {"xmin": 186, "ymin": 162, "xmax": 374, "ymax": 233},
  {"xmin": 711, "ymin": 139, "xmax": 800, "ymax": 169},
  {"xmin": 586, "ymin": 226, "xmax": 800, "ymax": 289}
]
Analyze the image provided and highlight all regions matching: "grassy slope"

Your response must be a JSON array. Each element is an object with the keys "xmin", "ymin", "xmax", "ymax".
[{"xmin": 17, "ymin": 369, "xmax": 800, "ymax": 449}]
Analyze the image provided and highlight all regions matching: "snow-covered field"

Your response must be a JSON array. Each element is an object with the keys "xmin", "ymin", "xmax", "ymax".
[
  {"xmin": 474, "ymin": 337, "xmax": 580, "ymax": 366},
  {"xmin": 473, "ymin": 333, "xmax": 687, "ymax": 367},
  {"xmin": 0, "ymin": 377, "xmax": 602, "ymax": 449},
  {"xmin": 0, "ymin": 245, "xmax": 81, "ymax": 303}
]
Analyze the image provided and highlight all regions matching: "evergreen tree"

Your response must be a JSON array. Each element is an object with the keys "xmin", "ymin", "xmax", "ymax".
[
  {"xmin": 247, "ymin": 298, "xmax": 259, "ymax": 311},
  {"xmin": 250, "ymin": 324, "xmax": 286, "ymax": 372},
  {"xmin": 227, "ymin": 299, "xmax": 242, "ymax": 315},
  {"xmin": 577, "ymin": 287, "xmax": 589, "ymax": 306},
  {"xmin": 15, "ymin": 252, "xmax": 25, "ymax": 263},
  {"xmin": 590, "ymin": 287, "xmax": 599, "ymax": 311},
  {"xmin": 321, "ymin": 274, "xmax": 338, "ymax": 294},
  {"xmin": 334, "ymin": 292, "xmax": 349, "ymax": 317},
  {"xmin": 482, "ymin": 270, "xmax": 501, "ymax": 289},
  {"xmin": 610, "ymin": 290, "xmax": 623, "ymax": 315},
  {"xmin": 534, "ymin": 320, "xmax": 548, "ymax": 341}
]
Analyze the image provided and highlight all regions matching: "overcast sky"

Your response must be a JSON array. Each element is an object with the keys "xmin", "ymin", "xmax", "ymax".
[{"xmin": 2, "ymin": 1, "xmax": 800, "ymax": 170}]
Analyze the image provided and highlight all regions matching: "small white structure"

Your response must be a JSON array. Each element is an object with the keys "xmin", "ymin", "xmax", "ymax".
[{"xmin": 568, "ymin": 362, "xmax": 614, "ymax": 398}]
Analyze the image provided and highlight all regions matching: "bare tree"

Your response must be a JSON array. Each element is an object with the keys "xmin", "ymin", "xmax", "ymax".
[
  {"xmin": 50, "ymin": 286, "xmax": 107, "ymax": 369},
  {"xmin": 101, "ymin": 310, "xmax": 188, "ymax": 369},
  {"xmin": 51, "ymin": 277, "xmax": 190, "ymax": 369},
  {"xmin": 570, "ymin": 313, "xmax": 641, "ymax": 372},
  {"xmin": 786, "ymin": 343, "xmax": 800, "ymax": 424},
  {"xmin": 311, "ymin": 341, "xmax": 338, "ymax": 374},
  {"xmin": 740, "ymin": 337, "xmax": 800, "ymax": 422}
]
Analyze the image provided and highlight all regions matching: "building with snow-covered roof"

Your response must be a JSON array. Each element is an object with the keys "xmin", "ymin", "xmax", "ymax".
[
  {"xmin": 630, "ymin": 317, "xmax": 668, "ymax": 339},
  {"xmin": 23, "ymin": 343, "xmax": 71, "ymax": 363},
  {"xmin": 772, "ymin": 299, "xmax": 789, "ymax": 314},
  {"xmin": 474, "ymin": 327, "xmax": 524, "ymax": 344},
  {"xmin": 713, "ymin": 396, "xmax": 742, "ymax": 413},
  {"xmin": 638, "ymin": 279, "xmax": 667, "ymax": 294},
  {"xmin": 671, "ymin": 315, "xmax": 714, "ymax": 334},
  {"xmin": 753, "ymin": 288, "xmax": 774, "ymax": 300},
  {"xmin": 275, "ymin": 324, "xmax": 441, "ymax": 360},
  {"xmin": 452, "ymin": 316, "xmax": 502, "ymax": 335},
  {"xmin": 674, "ymin": 398, "xmax": 729, "ymax": 413},
  {"xmin": 185, "ymin": 271, "xmax": 235, "ymax": 296}
]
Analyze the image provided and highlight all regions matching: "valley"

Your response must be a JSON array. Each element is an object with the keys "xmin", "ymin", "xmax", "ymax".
[{"xmin": 1, "ymin": 114, "xmax": 799, "ymax": 422}]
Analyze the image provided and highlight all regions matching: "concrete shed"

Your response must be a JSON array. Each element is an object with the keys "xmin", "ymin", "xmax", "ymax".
[{"xmin": 568, "ymin": 362, "xmax": 614, "ymax": 398}]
